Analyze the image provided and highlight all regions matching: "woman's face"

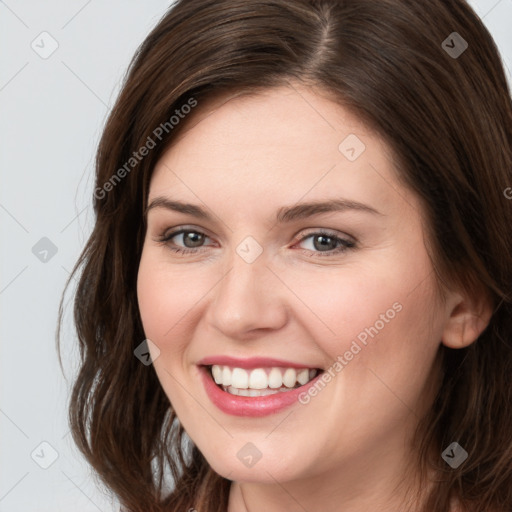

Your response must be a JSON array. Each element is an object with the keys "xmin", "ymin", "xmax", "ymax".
[{"xmin": 137, "ymin": 84, "xmax": 453, "ymax": 489}]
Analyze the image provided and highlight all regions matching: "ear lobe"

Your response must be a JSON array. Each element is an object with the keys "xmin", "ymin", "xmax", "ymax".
[{"xmin": 441, "ymin": 289, "xmax": 494, "ymax": 349}]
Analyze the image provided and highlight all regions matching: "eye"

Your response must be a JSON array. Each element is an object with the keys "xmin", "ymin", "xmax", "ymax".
[
  {"xmin": 156, "ymin": 227, "xmax": 356, "ymax": 258},
  {"xmin": 295, "ymin": 230, "xmax": 356, "ymax": 257},
  {"xmin": 158, "ymin": 228, "xmax": 213, "ymax": 254}
]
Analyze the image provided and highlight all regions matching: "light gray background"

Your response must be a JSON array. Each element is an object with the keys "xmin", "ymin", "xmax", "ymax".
[{"xmin": 1, "ymin": 1, "xmax": 511, "ymax": 510}]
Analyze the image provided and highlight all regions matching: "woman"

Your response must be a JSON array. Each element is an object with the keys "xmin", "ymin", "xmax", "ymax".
[{"xmin": 59, "ymin": 0, "xmax": 512, "ymax": 511}]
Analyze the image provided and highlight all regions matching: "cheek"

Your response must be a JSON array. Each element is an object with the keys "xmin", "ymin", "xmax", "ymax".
[
  {"xmin": 289, "ymin": 253, "xmax": 441, "ymax": 379},
  {"xmin": 284, "ymin": 263, "xmax": 407, "ymax": 354},
  {"xmin": 136, "ymin": 251, "xmax": 208, "ymax": 412},
  {"xmin": 136, "ymin": 250, "xmax": 207, "ymax": 351},
  {"xmin": 290, "ymin": 262, "xmax": 441, "ymax": 446}
]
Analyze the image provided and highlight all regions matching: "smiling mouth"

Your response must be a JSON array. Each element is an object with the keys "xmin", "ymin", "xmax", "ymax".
[{"xmin": 205, "ymin": 364, "xmax": 324, "ymax": 397}]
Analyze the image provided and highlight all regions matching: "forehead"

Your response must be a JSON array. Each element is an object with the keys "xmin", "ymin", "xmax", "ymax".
[{"xmin": 148, "ymin": 84, "xmax": 420, "ymax": 221}]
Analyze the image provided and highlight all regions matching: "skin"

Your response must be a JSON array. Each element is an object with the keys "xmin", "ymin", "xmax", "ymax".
[{"xmin": 137, "ymin": 83, "xmax": 492, "ymax": 512}]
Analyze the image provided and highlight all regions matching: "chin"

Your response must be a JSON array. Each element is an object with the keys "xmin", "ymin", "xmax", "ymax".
[{"xmin": 203, "ymin": 449, "xmax": 306, "ymax": 484}]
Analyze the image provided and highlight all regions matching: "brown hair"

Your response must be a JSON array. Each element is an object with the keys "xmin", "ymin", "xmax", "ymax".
[{"xmin": 58, "ymin": 1, "xmax": 512, "ymax": 511}]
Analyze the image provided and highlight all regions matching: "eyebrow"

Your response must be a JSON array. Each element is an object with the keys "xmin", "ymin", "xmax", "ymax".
[{"xmin": 145, "ymin": 197, "xmax": 383, "ymax": 222}]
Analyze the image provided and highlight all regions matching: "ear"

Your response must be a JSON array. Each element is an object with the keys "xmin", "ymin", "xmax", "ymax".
[{"xmin": 441, "ymin": 287, "xmax": 494, "ymax": 349}]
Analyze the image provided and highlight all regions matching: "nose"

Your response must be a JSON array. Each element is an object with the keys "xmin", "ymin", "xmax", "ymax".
[{"xmin": 206, "ymin": 249, "xmax": 289, "ymax": 339}]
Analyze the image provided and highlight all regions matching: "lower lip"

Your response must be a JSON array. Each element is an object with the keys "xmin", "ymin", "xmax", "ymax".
[{"xmin": 199, "ymin": 365, "xmax": 323, "ymax": 417}]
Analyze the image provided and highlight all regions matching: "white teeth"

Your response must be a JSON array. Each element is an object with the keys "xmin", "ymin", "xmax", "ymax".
[
  {"xmin": 231, "ymin": 368, "xmax": 249, "ymax": 389},
  {"xmin": 212, "ymin": 365, "xmax": 222, "ymax": 384},
  {"xmin": 268, "ymin": 367, "xmax": 283, "ymax": 388},
  {"xmin": 209, "ymin": 364, "xmax": 320, "ymax": 393},
  {"xmin": 248, "ymin": 368, "xmax": 268, "ymax": 389},
  {"xmin": 282, "ymin": 368, "xmax": 297, "ymax": 388},
  {"xmin": 222, "ymin": 366, "xmax": 232, "ymax": 386},
  {"xmin": 224, "ymin": 385, "xmax": 281, "ymax": 397},
  {"xmin": 297, "ymin": 368, "xmax": 310, "ymax": 385}
]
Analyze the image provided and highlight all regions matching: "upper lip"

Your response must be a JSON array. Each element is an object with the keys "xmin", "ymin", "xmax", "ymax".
[{"xmin": 198, "ymin": 355, "xmax": 322, "ymax": 370}]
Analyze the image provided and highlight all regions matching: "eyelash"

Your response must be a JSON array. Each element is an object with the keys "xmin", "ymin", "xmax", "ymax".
[{"xmin": 156, "ymin": 227, "xmax": 356, "ymax": 258}]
